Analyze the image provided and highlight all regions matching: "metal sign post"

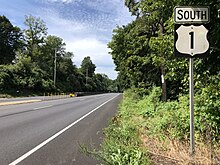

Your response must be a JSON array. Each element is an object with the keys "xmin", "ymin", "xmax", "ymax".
[
  {"xmin": 189, "ymin": 58, "xmax": 195, "ymax": 155},
  {"xmin": 174, "ymin": 6, "xmax": 210, "ymax": 156}
]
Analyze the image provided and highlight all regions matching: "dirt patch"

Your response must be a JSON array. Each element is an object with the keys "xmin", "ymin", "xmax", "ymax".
[{"xmin": 140, "ymin": 133, "xmax": 220, "ymax": 165}]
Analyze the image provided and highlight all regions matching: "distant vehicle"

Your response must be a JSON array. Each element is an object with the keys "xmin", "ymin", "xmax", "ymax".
[
  {"xmin": 69, "ymin": 93, "xmax": 75, "ymax": 97},
  {"xmin": 69, "ymin": 92, "xmax": 77, "ymax": 97}
]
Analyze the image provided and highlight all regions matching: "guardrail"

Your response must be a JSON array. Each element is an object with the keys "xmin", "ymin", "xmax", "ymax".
[{"xmin": 42, "ymin": 93, "xmax": 70, "ymax": 101}]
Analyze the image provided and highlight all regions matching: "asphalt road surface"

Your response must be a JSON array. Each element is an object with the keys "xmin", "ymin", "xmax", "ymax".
[{"xmin": 0, "ymin": 93, "xmax": 122, "ymax": 165}]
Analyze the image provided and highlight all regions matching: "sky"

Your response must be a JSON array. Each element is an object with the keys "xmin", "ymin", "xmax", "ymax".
[{"xmin": 0, "ymin": 0, "xmax": 134, "ymax": 79}]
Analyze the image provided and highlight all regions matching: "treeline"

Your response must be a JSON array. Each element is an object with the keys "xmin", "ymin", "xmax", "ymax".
[
  {"xmin": 105, "ymin": 0, "xmax": 220, "ymax": 158},
  {"xmin": 109, "ymin": 0, "xmax": 220, "ymax": 100},
  {"xmin": 0, "ymin": 15, "xmax": 116, "ymax": 95}
]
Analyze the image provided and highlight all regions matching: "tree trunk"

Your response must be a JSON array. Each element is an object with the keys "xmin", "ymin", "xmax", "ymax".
[{"xmin": 159, "ymin": 17, "xmax": 167, "ymax": 101}]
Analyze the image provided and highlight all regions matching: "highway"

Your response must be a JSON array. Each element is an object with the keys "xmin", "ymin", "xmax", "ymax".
[{"xmin": 0, "ymin": 93, "xmax": 121, "ymax": 165}]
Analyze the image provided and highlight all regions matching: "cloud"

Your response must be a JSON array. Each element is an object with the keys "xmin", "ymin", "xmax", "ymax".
[
  {"xmin": 1, "ymin": 0, "xmax": 133, "ymax": 79},
  {"xmin": 40, "ymin": 8, "xmax": 87, "ymax": 35},
  {"xmin": 65, "ymin": 38, "xmax": 117, "ymax": 79},
  {"xmin": 65, "ymin": 38, "xmax": 112, "ymax": 64},
  {"xmin": 36, "ymin": 0, "xmax": 133, "ymax": 79},
  {"xmin": 65, "ymin": 38, "xmax": 113, "ymax": 65},
  {"xmin": 96, "ymin": 66, "xmax": 118, "ymax": 80},
  {"xmin": 44, "ymin": 0, "xmax": 74, "ymax": 3}
]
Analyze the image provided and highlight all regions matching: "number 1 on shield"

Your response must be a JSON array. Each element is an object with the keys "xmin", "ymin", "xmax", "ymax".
[{"xmin": 189, "ymin": 31, "xmax": 194, "ymax": 49}]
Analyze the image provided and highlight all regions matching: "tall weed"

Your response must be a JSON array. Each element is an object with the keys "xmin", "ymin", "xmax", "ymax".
[
  {"xmin": 137, "ymin": 86, "xmax": 220, "ymax": 163},
  {"xmin": 87, "ymin": 90, "xmax": 150, "ymax": 165},
  {"xmin": 89, "ymin": 86, "xmax": 220, "ymax": 164}
]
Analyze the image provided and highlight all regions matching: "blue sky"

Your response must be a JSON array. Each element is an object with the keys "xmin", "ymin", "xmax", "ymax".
[{"xmin": 0, "ymin": 0, "xmax": 133, "ymax": 79}]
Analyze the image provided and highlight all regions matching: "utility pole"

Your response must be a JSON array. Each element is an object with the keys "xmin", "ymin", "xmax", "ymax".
[
  {"xmin": 86, "ymin": 68, "xmax": 88, "ymax": 85},
  {"xmin": 54, "ymin": 48, "xmax": 57, "ymax": 87}
]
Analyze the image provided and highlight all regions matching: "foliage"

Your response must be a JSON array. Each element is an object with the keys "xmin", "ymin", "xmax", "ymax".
[
  {"xmin": 131, "ymin": 86, "xmax": 220, "ymax": 143},
  {"xmin": 24, "ymin": 15, "xmax": 47, "ymax": 57},
  {"xmin": 123, "ymin": 87, "xmax": 149, "ymax": 101},
  {"xmin": 99, "ymin": 123, "xmax": 149, "ymax": 165},
  {"xmin": 40, "ymin": 35, "xmax": 67, "ymax": 76},
  {"xmin": 108, "ymin": 19, "xmax": 161, "ymax": 91},
  {"xmin": 0, "ymin": 16, "xmax": 22, "ymax": 64},
  {"xmin": 0, "ymin": 15, "xmax": 114, "ymax": 94},
  {"xmin": 88, "ymin": 92, "xmax": 150, "ymax": 165},
  {"xmin": 109, "ymin": 0, "xmax": 220, "ymax": 100},
  {"xmin": 0, "ymin": 65, "xmax": 14, "ymax": 90},
  {"xmin": 80, "ymin": 56, "xmax": 96, "ymax": 77},
  {"xmin": 98, "ymin": 0, "xmax": 220, "ymax": 163},
  {"xmin": 93, "ymin": 84, "xmax": 219, "ymax": 163}
]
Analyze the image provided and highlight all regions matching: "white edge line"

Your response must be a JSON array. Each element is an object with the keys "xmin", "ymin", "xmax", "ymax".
[
  {"xmin": 33, "ymin": 105, "xmax": 53, "ymax": 110},
  {"xmin": 9, "ymin": 94, "xmax": 120, "ymax": 165}
]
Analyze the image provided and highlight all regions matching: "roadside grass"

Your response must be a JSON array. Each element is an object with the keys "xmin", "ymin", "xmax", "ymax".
[
  {"xmin": 141, "ymin": 134, "xmax": 220, "ymax": 164},
  {"xmin": 81, "ymin": 93, "xmax": 150, "ymax": 165},
  {"xmin": 129, "ymin": 87, "xmax": 220, "ymax": 164},
  {"xmin": 88, "ymin": 87, "xmax": 220, "ymax": 165}
]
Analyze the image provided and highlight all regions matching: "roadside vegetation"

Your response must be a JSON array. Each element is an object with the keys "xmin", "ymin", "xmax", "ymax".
[
  {"xmin": 0, "ymin": 15, "xmax": 117, "ymax": 97},
  {"xmin": 90, "ymin": 0, "xmax": 220, "ymax": 164},
  {"xmin": 90, "ymin": 87, "xmax": 219, "ymax": 164}
]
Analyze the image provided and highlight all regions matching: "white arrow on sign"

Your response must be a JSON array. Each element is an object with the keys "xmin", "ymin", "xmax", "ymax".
[{"xmin": 175, "ymin": 25, "xmax": 209, "ymax": 56}]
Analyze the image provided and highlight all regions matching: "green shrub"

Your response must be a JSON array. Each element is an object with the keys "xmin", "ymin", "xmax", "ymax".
[
  {"xmin": 194, "ymin": 85, "xmax": 220, "ymax": 142},
  {"xmin": 98, "ymin": 118, "xmax": 149, "ymax": 165},
  {"xmin": 92, "ymin": 91, "xmax": 150, "ymax": 165},
  {"xmin": 93, "ymin": 86, "xmax": 219, "ymax": 164},
  {"xmin": 138, "ymin": 86, "xmax": 220, "ymax": 143},
  {"xmin": 0, "ymin": 65, "xmax": 15, "ymax": 90},
  {"xmin": 124, "ymin": 87, "xmax": 149, "ymax": 101}
]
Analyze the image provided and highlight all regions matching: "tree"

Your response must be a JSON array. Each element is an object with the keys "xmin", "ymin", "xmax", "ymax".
[
  {"xmin": 108, "ymin": 24, "xmax": 132, "ymax": 90},
  {"xmin": 80, "ymin": 56, "xmax": 96, "ymax": 78},
  {"xmin": 0, "ymin": 15, "xmax": 22, "ymax": 64},
  {"xmin": 138, "ymin": 0, "xmax": 176, "ymax": 101},
  {"xmin": 23, "ymin": 15, "xmax": 47, "ymax": 61},
  {"xmin": 56, "ymin": 51, "xmax": 78, "ymax": 91},
  {"xmin": 0, "ymin": 15, "xmax": 114, "ymax": 94},
  {"xmin": 41, "ymin": 35, "xmax": 66, "ymax": 78},
  {"xmin": 108, "ymin": 18, "xmax": 160, "ymax": 90},
  {"xmin": 125, "ymin": 0, "xmax": 140, "ymax": 17},
  {"xmin": 0, "ymin": 65, "xmax": 14, "ymax": 90},
  {"xmin": 109, "ymin": 0, "xmax": 220, "ymax": 100},
  {"xmin": 93, "ymin": 73, "xmax": 111, "ymax": 92}
]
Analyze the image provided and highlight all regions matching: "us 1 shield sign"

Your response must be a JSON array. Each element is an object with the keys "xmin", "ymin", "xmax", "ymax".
[{"xmin": 174, "ymin": 24, "xmax": 209, "ymax": 58}]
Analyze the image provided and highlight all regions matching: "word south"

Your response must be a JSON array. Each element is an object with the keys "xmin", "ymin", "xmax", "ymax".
[{"xmin": 177, "ymin": 10, "xmax": 208, "ymax": 20}]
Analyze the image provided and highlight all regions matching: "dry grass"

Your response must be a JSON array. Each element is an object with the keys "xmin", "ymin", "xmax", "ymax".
[{"xmin": 140, "ymin": 134, "xmax": 220, "ymax": 165}]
